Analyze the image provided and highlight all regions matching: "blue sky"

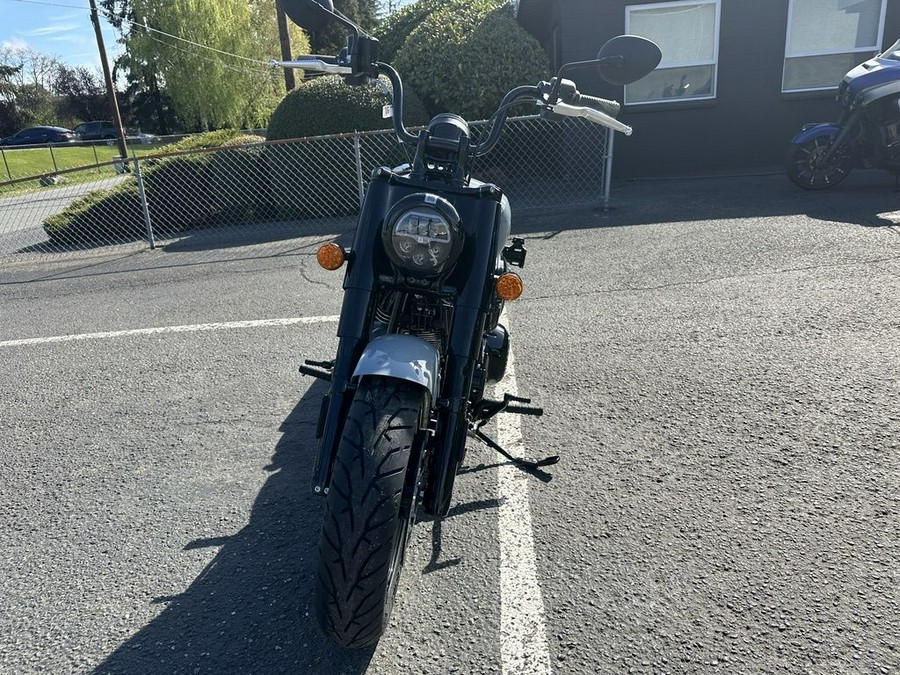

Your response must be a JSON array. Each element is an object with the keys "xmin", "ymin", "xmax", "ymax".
[{"xmin": 1, "ymin": 0, "xmax": 121, "ymax": 68}]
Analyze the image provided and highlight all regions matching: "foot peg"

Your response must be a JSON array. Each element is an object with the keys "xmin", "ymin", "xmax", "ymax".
[
  {"xmin": 299, "ymin": 359, "xmax": 334, "ymax": 381},
  {"xmin": 475, "ymin": 393, "xmax": 544, "ymax": 422}
]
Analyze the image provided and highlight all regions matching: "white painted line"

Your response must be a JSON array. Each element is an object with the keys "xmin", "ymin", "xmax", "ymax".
[
  {"xmin": 0, "ymin": 316, "xmax": 340, "ymax": 348},
  {"xmin": 495, "ymin": 313, "xmax": 552, "ymax": 675}
]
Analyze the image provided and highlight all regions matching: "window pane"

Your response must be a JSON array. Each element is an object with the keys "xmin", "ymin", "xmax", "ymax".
[
  {"xmin": 788, "ymin": 0, "xmax": 882, "ymax": 53},
  {"xmin": 630, "ymin": 3, "xmax": 717, "ymax": 64},
  {"xmin": 625, "ymin": 64, "xmax": 715, "ymax": 103},
  {"xmin": 783, "ymin": 52, "xmax": 872, "ymax": 90}
]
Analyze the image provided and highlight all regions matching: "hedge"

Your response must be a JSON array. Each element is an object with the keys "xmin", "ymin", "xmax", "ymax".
[
  {"xmin": 265, "ymin": 75, "xmax": 428, "ymax": 141},
  {"xmin": 264, "ymin": 76, "xmax": 427, "ymax": 219},
  {"xmin": 43, "ymin": 131, "xmax": 274, "ymax": 245},
  {"xmin": 374, "ymin": 0, "xmax": 451, "ymax": 63},
  {"xmin": 392, "ymin": 1, "xmax": 548, "ymax": 121}
]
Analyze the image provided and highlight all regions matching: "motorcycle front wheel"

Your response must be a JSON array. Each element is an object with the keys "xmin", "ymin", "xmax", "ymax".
[
  {"xmin": 315, "ymin": 376, "xmax": 427, "ymax": 648},
  {"xmin": 785, "ymin": 136, "xmax": 853, "ymax": 190}
]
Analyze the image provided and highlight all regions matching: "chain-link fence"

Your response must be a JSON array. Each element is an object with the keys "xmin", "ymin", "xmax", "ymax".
[{"xmin": 0, "ymin": 116, "xmax": 612, "ymax": 280}]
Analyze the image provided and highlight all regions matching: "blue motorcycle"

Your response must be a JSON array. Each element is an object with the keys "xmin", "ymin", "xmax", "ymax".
[{"xmin": 787, "ymin": 38, "xmax": 900, "ymax": 189}]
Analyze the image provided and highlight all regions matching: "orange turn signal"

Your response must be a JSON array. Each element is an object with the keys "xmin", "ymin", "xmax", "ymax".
[
  {"xmin": 316, "ymin": 243, "xmax": 346, "ymax": 270},
  {"xmin": 496, "ymin": 272, "xmax": 524, "ymax": 301}
]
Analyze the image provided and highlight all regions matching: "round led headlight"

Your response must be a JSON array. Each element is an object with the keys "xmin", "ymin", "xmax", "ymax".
[{"xmin": 382, "ymin": 194, "xmax": 463, "ymax": 276}]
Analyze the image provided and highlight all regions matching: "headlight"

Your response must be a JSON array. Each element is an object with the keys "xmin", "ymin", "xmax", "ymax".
[{"xmin": 382, "ymin": 194, "xmax": 463, "ymax": 276}]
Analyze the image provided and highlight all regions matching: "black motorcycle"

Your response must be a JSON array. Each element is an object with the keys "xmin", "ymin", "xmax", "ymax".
[{"xmin": 276, "ymin": 0, "xmax": 660, "ymax": 648}]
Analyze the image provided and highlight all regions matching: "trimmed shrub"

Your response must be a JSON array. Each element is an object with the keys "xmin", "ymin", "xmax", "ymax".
[
  {"xmin": 265, "ymin": 77, "xmax": 427, "ymax": 219},
  {"xmin": 43, "ymin": 131, "xmax": 273, "ymax": 244},
  {"xmin": 374, "ymin": 0, "xmax": 450, "ymax": 63},
  {"xmin": 143, "ymin": 154, "xmax": 214, "ymax": 236},
  {"xmin": 393, "ymin": 2, "xmax": 549, "ymax": 121},
  {"xmin": 207, "ymin": 134, "xmax": 277, "ymax": 224},
  {"xmin": 43, "ymin": 182, "xmax": 145, "ymax": 245},
  {"xmin": 265, "ymin": 75, "xmax": 428, "ymax": 141},
  {"xmin": 162, "ymin": 129, "xmax": 244, "ymax": 152}
]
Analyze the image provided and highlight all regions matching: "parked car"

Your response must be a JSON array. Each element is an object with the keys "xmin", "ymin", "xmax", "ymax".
[
  {"xmin": 0, "ymin": 126, "xmax": 76, "ymax": 146},
  {"xmin": 125, "ymin": 129, "xmax": 159, "ymax": 145},
  {"xmin": 73, "ymin": 120, "xmax": 117, "ymax": 141}
]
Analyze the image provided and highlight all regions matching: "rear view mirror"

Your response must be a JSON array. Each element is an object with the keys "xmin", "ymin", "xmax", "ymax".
[
  {"xmin": 596, "ymin": 35, "xmax": 662, "ymax": 86},
  {"xmin": 277, "ymin": 0, "xmax": 334, "ymax": 32}
]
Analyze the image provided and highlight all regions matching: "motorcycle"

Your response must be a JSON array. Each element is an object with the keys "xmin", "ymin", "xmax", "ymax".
[
  {"xmin": 276, "ymin": 0, "xmax": 660, "ymax": 648},
  {"xmin": 786, "ymin": 38, "xmax": 900, "ymax": 189}
]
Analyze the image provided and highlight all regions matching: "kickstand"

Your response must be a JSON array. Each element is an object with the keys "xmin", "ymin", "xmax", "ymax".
[{"xmin": 472, "ymin": 427, "xmax": 559, "ymax": 470}]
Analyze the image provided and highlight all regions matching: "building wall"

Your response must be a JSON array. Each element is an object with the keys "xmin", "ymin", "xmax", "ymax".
[{"xmin": 524, "ymin": 0, "xmax": 900, "ymax": 178}]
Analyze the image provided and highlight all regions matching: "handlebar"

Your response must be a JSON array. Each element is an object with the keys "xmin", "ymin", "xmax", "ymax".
[
  {"xmin": 272, "ymin": 57, "xmax": 633, "ymax": 152},
  {"xmin": 270, "ymin": 58, "xmax": 352, "ymax": 75},
  {"xmin": 568, "ymin": 92, "xmax": 621, "ymax": 119}
]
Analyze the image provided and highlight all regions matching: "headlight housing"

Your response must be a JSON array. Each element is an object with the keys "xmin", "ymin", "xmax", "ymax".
[{"xmin": 382, "ymin": 193, "xmax": 463, "ymax": 277}]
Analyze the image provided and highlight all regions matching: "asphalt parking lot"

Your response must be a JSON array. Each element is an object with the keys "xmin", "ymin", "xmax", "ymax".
[{"xmin": 1, "ymin": 170, "xmax": 898, "ymax": 674}]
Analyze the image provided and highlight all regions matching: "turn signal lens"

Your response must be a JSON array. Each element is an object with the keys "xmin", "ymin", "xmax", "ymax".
[
  {"xmin": 496, "ymin": 272, "xmax": 524, "ymax": 301},
  {"xmin": 316, "ymin": 243, "xmax": 346, "ymax": 270}
]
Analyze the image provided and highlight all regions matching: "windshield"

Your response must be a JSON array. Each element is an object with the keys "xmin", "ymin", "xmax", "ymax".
[{"xmin": 881, "ymin": 38, "xmax": 900, "ymax": 60}]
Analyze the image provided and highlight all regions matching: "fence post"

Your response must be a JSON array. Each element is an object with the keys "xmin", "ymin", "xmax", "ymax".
[
  {"xmin": 601, "ymin": 127, "xmax": 615, "ymax": 210},
  {"xmin": 0, "ymin": 148, "xmax": 10, "ymax": 180},
  {"xmin": 133, "ymin": 154, "xmax": 156, "ymax": 250},
  {"xmin": 48, "ymin": 143, "xmax": 59, "ymax": 174},
  {"xmin": 353, "ymin": 131, "xmax": 365, "ymax": 207},
  {"xmin": 92, "ymin": 143, "xmax": 100, "ymax": 174}
]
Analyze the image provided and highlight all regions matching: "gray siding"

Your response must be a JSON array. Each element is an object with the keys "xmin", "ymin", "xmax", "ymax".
[{"xmin": 519, "ymin": 0, "xmax": 900, "ymax": 177}]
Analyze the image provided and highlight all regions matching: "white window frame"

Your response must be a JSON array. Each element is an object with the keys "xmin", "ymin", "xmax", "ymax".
[
  {"xmin": 782, "ymin": 0, "xmax": 888, "ymax": 93},
  {"xmin": 624, "ymin": 0, "xmax": 721, "ymax": 106}
]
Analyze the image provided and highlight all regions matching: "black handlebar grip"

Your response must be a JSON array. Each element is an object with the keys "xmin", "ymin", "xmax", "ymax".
[{"xmin": 573, "ymin": 93, "xmax": 621, "ymax": 119}]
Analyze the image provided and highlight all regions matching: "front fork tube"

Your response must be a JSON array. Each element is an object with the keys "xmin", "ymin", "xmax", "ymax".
[
  {"xmin": 424, "ymin": 304, "xmax": 487, "ymax": 517},
  {"xmin": 820, "ymin": 112, "xmax": 859, "ymax": 164},
  {"xmin": 311, "ymin": 287, "xmax": 372, "ymax": 495}
]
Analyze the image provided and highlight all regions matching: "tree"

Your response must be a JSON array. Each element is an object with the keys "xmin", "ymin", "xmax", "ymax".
[
  {"xmin": 55, "ymin": 65, "xmax": 108, "ymax": 122},
  {"xmin": 308, "ymin": 0, "xmax": 379, "ymax": 55},
  {"xmin": 102, "ymin": 0, "xmax": 309, "ymax": 131},
  {"xmin": 0, "ymin": 45, "xmax": 61, "ymax": 93},
  {"xmin": 0, "ymin": 64, "xmax": 18, "ymax": 101},
  {"xmin": 0, "ymin": 46, "xmax": 64, "ymax": 129}
]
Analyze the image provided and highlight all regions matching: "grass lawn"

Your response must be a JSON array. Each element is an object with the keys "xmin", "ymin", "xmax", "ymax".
[{"xmin": 0, "ymin": 142, "xmax": 169, "ymax": 182}]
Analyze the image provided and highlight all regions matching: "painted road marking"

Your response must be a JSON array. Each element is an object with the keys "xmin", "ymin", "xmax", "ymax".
[
  {"xmin": 0, "ymin": 316, "xmax": 340, "ymax": 348},
  {"xmin": 495, "ymin": 313, "xmax": 552, "ymax": 675},
  {"xmin": 3, "ymin": 308, "xmax": 552, "ymax": 671}
]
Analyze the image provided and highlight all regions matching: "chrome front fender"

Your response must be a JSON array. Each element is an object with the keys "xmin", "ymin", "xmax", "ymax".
[{"xmin": 352, "ymin": 334, "xmax": 440, "ymax": 400}]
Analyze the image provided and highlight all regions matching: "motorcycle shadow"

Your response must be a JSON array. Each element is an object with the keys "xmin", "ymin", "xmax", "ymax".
[{"xmin": 92, "ymin": 379, "xmax": 376, "ymax": 675}]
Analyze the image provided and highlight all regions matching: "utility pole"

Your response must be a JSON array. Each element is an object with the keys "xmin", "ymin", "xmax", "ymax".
[
  {"xmin": 276, "ymin": 6, "xmax": 296, "ymax": 91},
  {"xmin": 89, "ymin": 0, "xmax": 129, "ymax": 162}
]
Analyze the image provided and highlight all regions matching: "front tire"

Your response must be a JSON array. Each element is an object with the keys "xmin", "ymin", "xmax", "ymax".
[
  {"xmin": 315, "ymin": 376, "xmax": 427, "ymax": 648},
  {"xmin": 785, "ymin": 136, "xmax": 853, "ymax": 189}
]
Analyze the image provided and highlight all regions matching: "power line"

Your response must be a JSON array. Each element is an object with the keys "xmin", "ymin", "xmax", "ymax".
[
  {"xmin": 2, "ymin": 0, "xmax": 274, "ymax": 70},
  {"xmin": 122, "ymin": 17, "xmax": 272, "ymax": 67},
  {"xmin": 144, "ymin": 33, "xmax": 272, "ymax": 77},
  {"xmin": 5, "ymin": 0, "xmax": 88, "ymax": 9}
]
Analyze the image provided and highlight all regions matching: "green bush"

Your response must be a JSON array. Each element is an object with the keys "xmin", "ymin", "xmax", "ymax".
[
  {"xmin": 393, "ymin": 1, "xmax": 548, "ymax": 121},
  {"xmin": 207, "ymin": 134, "xmax": 277, "ymax": 224},
  {"xmin": 265, "ymin": 76, "xmax": 427, "ymax": 219},
  {"xmin": 43, "ymin": 182, "xmax": 145, "ymax": 245},
  {"xmin": 162, "ymin": 129, "xmax": 244, "ymax": 152},
  {"xmin": 265, "ymin": 75, "xmax": 428, "ymax": 141},
  {"xmin": 374, "ymin": 0, "xmax": 450, "ymax": 63},
  {"xmin": 43, "ymin": 131, "xmax": 274, "ymax": 244}
]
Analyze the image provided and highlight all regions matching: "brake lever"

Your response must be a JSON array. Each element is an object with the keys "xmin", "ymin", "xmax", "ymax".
[{"xmin": 546, "ymin": 101, "xmax": 633, "ymax": 136}]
